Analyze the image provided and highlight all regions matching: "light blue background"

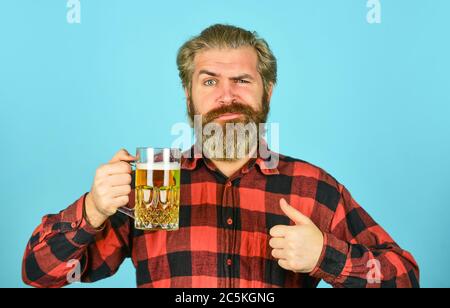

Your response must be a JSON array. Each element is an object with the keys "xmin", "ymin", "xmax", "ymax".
[{"xmin": 1, "ymin": 0, "xmax": 449, "ymax": 288}]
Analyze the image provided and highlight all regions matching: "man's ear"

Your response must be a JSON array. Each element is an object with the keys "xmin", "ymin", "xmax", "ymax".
[
  {"xmin": 267, "ymin": 83, "xmax": 274, "ymax": 105},
  {"xmin": 184, "ymin": 87, "xmax": 191, "ymax": 112}
]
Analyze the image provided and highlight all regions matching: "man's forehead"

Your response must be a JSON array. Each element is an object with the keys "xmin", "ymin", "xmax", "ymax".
[{"xmin": 193, "ymin": 47, "xmax": 258, "ymax": 75}]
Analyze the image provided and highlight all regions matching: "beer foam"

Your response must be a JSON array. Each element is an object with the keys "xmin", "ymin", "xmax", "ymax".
[{"xmin": 136, "ymin": 162, "xmax": 180, "ymax": 170}]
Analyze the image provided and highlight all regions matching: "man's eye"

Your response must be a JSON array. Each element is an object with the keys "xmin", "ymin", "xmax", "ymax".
[
  {"xmin": 235, "ymin": 79, "xmax": 250, "ymax": 84},
  {"xmin": 204, "ymin": 80, "xmax": 217, "ymax": 86}
]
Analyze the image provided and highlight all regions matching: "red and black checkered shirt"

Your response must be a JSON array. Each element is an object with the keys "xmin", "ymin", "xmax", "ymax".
[{"xmin": 22, "ymin": 147, "xmax": 419, "ymax": 288}]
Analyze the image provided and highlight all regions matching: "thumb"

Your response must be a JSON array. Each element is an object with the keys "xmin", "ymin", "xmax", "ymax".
[
  {"xmin": 279, "ymin": 198, "xmax": 311, "ymax": 225},
  {"xmin": 109, "ymin": 148, "xmax": 137, "ymax": 163}
]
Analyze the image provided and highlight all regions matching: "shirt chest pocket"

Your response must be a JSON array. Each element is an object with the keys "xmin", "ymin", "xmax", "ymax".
[{"xmin": 240, "ymin": 231, "xmax": 270, "ymax": 258}]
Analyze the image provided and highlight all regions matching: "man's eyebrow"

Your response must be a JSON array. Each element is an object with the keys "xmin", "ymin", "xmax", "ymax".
[
  {"xmin": 198, "ymin": 70, "xmax": 220, "ymax": 77},
  {"xmin": 198, "ymin": 70, "xmax": 255, "ymax": 81},
  {"xmin": 232, "ymin": 73, "xmax": 254, "ymax": 81}
]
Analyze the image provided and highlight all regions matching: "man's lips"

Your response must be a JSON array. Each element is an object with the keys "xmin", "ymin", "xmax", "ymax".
[{"xmin": 214, "ymin": 113, "xmax": 243, "ymax": 121}]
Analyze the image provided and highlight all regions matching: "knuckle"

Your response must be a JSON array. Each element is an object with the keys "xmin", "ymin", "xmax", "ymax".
[
  {"xmin": 119, "ymin": 161, "xmax": 131, "ymax": 172},
  {"xmin": 95, "ymin": 165, "xmax": 104, "ymax": 175},
  {"xmin": 285, "ymin": 232, "xmax": 295, "ymax": 241},
  {"xmin": 95, "ymin": 176, "xmax": 104, "ymax": 184},
  {"xmin": 288, "ymin": 241, "xmax": 297, "ymax": 250},
  {"xmin": 95, "ymin": 177, "xmax": 103, "ymax": 185},
  {"xmin": 98, "ymin": 164, "xmax": 111, "ymax": 175}
]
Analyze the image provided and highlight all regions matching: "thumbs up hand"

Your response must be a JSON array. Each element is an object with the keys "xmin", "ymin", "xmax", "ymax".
[{"xmin": 269, "ymin": 198, "xmax": 324, "ymax": 273}]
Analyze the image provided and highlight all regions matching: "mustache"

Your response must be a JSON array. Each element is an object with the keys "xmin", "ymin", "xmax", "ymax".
[{"xmin": 203, "ymin": 103, "xmax": 256, "ymax": 124}]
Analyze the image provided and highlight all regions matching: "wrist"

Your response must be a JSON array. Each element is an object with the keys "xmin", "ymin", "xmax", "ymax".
[{"xmin": 84, "ymin": 193, "xmax": 108, "ymax": 229}]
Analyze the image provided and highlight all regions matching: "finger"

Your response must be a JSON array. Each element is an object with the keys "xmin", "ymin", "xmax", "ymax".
[
  {"xmin": 280, "ymin": 198, "xmax": 312, "ymax": 225},
  {"xmin": 103, "ymin": 161, "xmax": 133, "ymax": 176},
  {"xmin": 108, "ymin": 173, "xmax": 132, "ymax": 186},
  {"xmin": 271, "ymin": 248, "xmax": 286, "ymax": 260},
  {"xmin": 109, "ymin": 148, "xmax": 137, "ymax": 163},
  {"xmin": 269, "ymin": 225, "xmax": 290, "ymax": 238},
  {"xmin": 110, "ymin": 185, "xmax": 132, "ymax": 198},
  {"xmin": 277, "ymin": 259, "xmax": 294, "ymax": 271},
  {"xmin": 269, "ymin": 237, "xmax": 286, "ymax": 249}
]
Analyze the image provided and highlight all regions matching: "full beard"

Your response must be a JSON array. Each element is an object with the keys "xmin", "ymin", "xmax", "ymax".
[{"xmin": 188, "ymin": 99, "xmax": 269, "ymax": 162}]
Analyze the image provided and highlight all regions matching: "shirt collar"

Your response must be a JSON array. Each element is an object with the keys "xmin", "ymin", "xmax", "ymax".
[{"xmin": 181, "ymin": 141, "xmax": 280, "ymax": 176}]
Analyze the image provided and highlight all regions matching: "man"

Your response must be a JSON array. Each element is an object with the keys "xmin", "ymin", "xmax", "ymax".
[{"xmin": 22, "ymin": 24, "xmax": 419, "ymax": 288}]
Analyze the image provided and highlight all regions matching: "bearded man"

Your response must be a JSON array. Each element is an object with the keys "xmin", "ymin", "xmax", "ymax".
[{"xmin": 22, "ymin": 24, "xmax": 419, "ymax": 288}]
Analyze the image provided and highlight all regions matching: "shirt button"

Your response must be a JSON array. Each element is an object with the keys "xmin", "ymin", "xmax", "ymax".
[
  {"xmin": 226, "ymin": 259, "xmax": 232, "ymax": 266},
  {"xmin": 71, "ymin": 222, "xmax": 77, "ymax": 228},
  {"xmin": 225, "ymin": 182, "xmax": 232, "ymax": 188},
  {"xmin": 227, "ymin": 218, "xmax": 233, "ymax": 225}
]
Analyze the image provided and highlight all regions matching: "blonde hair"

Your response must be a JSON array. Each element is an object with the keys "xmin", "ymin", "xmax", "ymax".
[{"xmin": 176, "ymin": 24, "xmax": 277, "ymax": 104}]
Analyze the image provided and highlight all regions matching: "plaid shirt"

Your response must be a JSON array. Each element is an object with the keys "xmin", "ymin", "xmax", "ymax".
[{"xmin": 22, "ymin": 146, "xmax": 419, "ymax": 288}]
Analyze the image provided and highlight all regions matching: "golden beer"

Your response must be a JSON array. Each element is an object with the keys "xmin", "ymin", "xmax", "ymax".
[{"xmin": 135, "ymin": 162, "xmax": 181, "ymax": 230}]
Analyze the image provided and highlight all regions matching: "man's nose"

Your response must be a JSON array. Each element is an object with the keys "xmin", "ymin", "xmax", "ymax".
[{"xmin": 217, "ymin": 80, "xmax": 237, "ymax": 105}]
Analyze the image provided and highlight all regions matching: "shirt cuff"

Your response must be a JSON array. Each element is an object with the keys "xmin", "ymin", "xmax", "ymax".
[
  {"xmin": 59, "ymin": 193, "xmax": 104, "ymax": 245},
  {"xmin": 309, "ymin": 232, "xmax": 350, "ymax": 284}
]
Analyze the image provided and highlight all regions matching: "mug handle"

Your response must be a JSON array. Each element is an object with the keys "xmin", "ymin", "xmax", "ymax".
[
  {"xmin": 117, "ymin": 161, "xmax": 136, "ymax": 219},
  {"xmin": 117, "ymin": 206, "xmax": 135, "ymax": 219}
]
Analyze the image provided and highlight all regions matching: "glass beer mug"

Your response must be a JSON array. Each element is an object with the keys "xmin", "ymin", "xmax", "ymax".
[{"xmin": 118, "ymin": 147, "xmax": 181, "ymax": 231}]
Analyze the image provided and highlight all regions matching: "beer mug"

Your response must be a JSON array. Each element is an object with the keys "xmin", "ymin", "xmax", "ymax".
[{"xmin": 118, "ymin": 147, "xmax": 181, "ymax": 231}]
